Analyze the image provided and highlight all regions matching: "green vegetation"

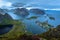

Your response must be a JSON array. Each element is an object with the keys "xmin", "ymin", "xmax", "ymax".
[
  {"xmin": 0, "ymin": 12, "xmax": 58, "ymax": 40},
  {"xmin": 37, "ymin": 25, "xmax": 60, "ymax": 40},
  {"xmin": 27, "ymin": 16, "xmax": 38, "ymax": 20},
  {"xmin": 0, "ymin": 18, "xmax": 13, "ymax": 25},
  {"xmin": 0, "ymin": 19, "xmax": 26, "ymax": 40},
  {"xmin": 0, "ymin": 18, "xmax": 34, "ymax": 40}
]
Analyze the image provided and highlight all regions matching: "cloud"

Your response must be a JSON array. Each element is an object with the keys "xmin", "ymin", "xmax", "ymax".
[
  {"xmin": 2, "ymin": 0, "xmax": 60, "ymax": 9},
  {"xmin": 0, "ymin": 0, "xmax": 12, "ymax": 8},
  {"xmin": 0, "ymin": 0, "xmax": 2, "ymax": 2}
]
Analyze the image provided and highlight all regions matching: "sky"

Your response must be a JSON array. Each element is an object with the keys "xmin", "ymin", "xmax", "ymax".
[
  {"xmin": 0, "ymin": 0, "xmax": 12, "ymax": 8},
  {"xmin": 0, "ymin": 0, "xmax": 60, "ymax": 9},
  {"xmin": 3, "ymin": 0, "xmax": 60, "ymax": 6}
]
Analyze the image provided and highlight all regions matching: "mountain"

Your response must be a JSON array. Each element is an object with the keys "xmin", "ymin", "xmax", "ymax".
[
  {"xmin": 30, "ymin": 9, "xmax": 45, "ymax": 15},
  {"xmin": 0, "ymin": 9, "xmax": 13, "ymax": 25},
  {"xmin": 12, "ymin": 3, "xmax": 25, "ymax": 7},
  {"xmin": 0, "ymin": 8, "xmax": 6, "ymax": 15},
  {"xmin": 14, "ymin": 8, "xmax": 29, "ymax": 17}
]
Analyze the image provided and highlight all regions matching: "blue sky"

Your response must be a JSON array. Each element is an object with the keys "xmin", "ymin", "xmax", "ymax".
[
  {"xmin": 3, "ymin": 0, "xmax": 60, "ymax": 5},
  {"xmin": 0, "ymin": 0, "xmax": 60, "ymax": 9}
]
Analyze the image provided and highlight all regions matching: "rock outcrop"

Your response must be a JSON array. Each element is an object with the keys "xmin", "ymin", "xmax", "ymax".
[{"xmin": 39, "ymin": 25, "xmax": 60, "ymax": 39}]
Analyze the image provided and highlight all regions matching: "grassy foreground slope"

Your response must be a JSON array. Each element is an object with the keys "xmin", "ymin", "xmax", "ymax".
[{"xmin": 0, "ymin": 20, "xmax": 26, "ymax": 40}]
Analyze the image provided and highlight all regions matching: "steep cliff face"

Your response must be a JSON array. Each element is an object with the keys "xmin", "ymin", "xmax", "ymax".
[
  {"xmin": 0, "ymin": 9, "xmax": 13, "ymax": 25},
  {"xmin": 0, "ymin": 8, "xmax": 6, "ymax": 15}
]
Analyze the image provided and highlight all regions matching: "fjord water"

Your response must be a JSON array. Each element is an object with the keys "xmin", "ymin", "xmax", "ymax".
[
  {"xmin": 8, "ymin": 9, "xmax": 60, "ymax": 34},
  {"xmin": 45, "ymin": 10, "xmax": 60, "ymax": 27},
  {"xmin": 0, "ymin": 25, "xmax": 13, "ymax": 34}
]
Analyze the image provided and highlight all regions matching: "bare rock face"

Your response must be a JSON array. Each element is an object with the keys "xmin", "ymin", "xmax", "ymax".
[
  {"xmin": 14, "ymin": 8, "xmax": 29, "ymax": 17},
  {"xmin": 30, "ymin": 9, "xmax": 45, "ymax": 15}
]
